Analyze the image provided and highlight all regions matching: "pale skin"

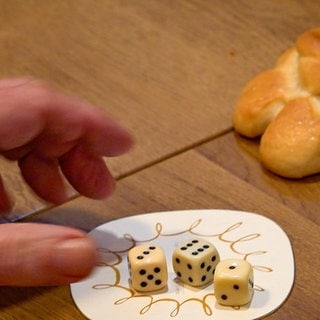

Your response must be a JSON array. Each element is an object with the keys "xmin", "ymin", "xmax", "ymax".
[{"xmin": 0, "ymin": 78, "xmax": 134, "ymax": 286}]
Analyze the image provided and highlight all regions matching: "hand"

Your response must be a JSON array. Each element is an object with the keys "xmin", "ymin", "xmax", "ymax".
[{"xmin": 0, "ymin": 78, "xmax": 134, "ymax": 286}]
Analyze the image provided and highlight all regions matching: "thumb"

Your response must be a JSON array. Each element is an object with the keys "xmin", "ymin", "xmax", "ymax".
[{"xmin": 0, "ymin": 223, "xmax": 97, "ymax": 286}]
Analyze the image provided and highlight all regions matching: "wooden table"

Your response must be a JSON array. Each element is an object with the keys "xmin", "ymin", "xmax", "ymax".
[{"xmin": 0, "ymin": 1, "xmax": 319, "ymax": 319}]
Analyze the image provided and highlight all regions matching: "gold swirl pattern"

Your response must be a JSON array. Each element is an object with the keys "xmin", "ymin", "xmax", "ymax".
[{"xmin": 92, "ymin": 219, "xmax": 273, "ymax": 317}]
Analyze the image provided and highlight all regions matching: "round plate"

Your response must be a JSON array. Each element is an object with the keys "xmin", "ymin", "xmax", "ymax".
[{"xmin": 70, "ymin": 209, "xmax": 294, "ymax": 320}]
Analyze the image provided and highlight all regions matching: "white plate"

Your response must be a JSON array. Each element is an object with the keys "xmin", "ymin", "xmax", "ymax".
[{"xmin": 70, "ymin": 209, "xmax": 294, "ymax": 320}]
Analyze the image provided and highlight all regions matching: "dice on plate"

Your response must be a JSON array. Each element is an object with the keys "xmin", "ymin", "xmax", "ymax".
[
  {"xmin": 127, "ymin": 245, "xmax": 168, "ymax": 292},
  {"xmin": 172, "ymin": 238, "xmax": 220, "ymax": 287},
  {"xmin": 213, "ymin": 259, "xmax": 254, "ymax": 306}
]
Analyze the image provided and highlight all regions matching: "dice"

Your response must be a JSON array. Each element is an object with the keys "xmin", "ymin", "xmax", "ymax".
[
  {"xmin": 213, "ymin": 259, "xmax": 254, "ymax": 306},
  {"xmin": 172, "ymin": 238, "xmax": 220, "ymax": 287},
  {"xmin": 127, "ymin": 245, "xmax": 168, "ymax": 292}
]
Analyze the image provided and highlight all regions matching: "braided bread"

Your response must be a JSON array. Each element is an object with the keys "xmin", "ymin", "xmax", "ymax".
[{"xmin": 232, "ymin": 27, "xmax": 320, "ymax": 178}]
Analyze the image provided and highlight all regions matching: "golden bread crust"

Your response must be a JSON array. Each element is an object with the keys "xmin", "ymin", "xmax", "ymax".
[
  {"xmin": 260, "ymin": 97, "xmax": 320, "ymax": 178},
  {"xmin": 232, "ymin": 69, "xmax": 286, "ymax": 137},
  {"xmin": 233, "ymin": 27, "xmax": 320, "ymax": 178}
]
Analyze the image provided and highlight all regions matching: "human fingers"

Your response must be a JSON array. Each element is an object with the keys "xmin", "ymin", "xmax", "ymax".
[
  {"xmin": 18, "ymin": 153, "xmax": 71, "ymax": 204},
  {"xmin": 18, "ymin": 146, "xmax": 115, "ymax": 204},
  {"xmin": 0, "ymin": 78, "xmax": 133, "ymax": 203},
  {"xmin": 0, "ymin": 223, "xmax": 97, "ymax": 286},
  {"xmin": 0, "ymin": 77, "xmax": 134, "ymax": 157},
  {"xmin": 59, "ymin": 145, "xmax": 116, "ymax": 199}
]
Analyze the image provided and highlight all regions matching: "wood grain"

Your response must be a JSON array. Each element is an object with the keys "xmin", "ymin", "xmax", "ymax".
[
  {"xmin": 0, "ymin": 1, "xmax": 319, "ymax": 319},
  {"xmin": 197, "ymin": 131, "xmax": 320, "ymax": 226},
  {"xmin": 1, "ymin": 0, "xmax": 320, "ymax": 178},
  {"xmin": 2, "ymin": 0, "xmax": 320, "ymax": 220}
]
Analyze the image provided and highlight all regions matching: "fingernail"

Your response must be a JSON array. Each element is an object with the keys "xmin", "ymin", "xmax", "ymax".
[{"xmin": 52, "ymin": 237, "xmax": 97, "ymax": 279}]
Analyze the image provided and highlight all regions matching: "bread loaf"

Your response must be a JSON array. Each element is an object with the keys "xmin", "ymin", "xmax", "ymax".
[{"xmin": 232, "ymin": 27, "xmax": 320, "ymax": 178}]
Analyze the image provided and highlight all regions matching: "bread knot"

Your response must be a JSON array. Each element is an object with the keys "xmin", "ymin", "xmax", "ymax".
[{"xmin": 232, "ymin": 27, "xmax": 320, "ymax": 178}]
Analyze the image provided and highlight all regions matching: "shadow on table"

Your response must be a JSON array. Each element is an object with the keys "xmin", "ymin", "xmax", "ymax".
[
  {"xmin": 22, "ymin": 206, "xmax": 111, "ymax": 232},
  {"xmin": 0, "ymin": 286, "xmax": 53, "ymax": 308}
]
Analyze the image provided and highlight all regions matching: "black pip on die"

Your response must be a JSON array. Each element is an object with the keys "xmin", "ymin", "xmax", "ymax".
[
  {"xmin": 213, "ymin": 259, "xmax": 254, "ymax": 306},
  {"xmin": 172, "ymin": 239, "xmax": 220, "ymax": 287},
  {"xmin": 127, "ymin": 245, "xmax": 168, "ymax": 292}
]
